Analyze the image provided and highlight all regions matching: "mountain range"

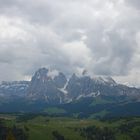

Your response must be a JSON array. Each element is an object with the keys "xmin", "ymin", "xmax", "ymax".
[{"xmin": 0, "ymin": 68, "xmax": 140, "ymax": 118}]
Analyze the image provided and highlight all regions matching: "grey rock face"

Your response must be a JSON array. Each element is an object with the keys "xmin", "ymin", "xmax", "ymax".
[
  {"xmin": 27, "ymin": 68, "xmax": 67, "ymax": 103},
  {"xmin": 26, "ymin": 68, "xmax": 140, "ymax": 103},
  {"xmin": 0, "ymin": 68, "xmax": 140, "ymax": 104},
  {"xmin": 0, "ymin": 81, "xmax": 29, "ymax": 99}
]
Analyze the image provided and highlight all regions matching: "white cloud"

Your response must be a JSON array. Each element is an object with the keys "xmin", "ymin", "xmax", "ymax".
[{"xmin": 0, "ymin": 0, "xmax": 139, "ymax": 86}]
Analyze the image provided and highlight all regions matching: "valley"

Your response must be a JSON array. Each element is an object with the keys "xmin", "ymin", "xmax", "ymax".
[
  {"xmin": 0, "ymin": 68, "xmax": 140, "ymax": 139},
  {"xmin": 0, "ymin": 114, "xmax": 140, "ymax": 140}
]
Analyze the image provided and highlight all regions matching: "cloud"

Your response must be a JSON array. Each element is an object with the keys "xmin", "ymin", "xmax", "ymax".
[
  {"xmin": 0, "ymin": 0, "xmax": 140, "ymax": 86},
  {"xmin": 126, "ymin": 0, "xmax": 140, "ymax": 10}
]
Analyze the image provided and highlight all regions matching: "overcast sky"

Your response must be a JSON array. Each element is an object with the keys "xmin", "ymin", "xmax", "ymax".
[{"xmin": 0, "ymin": 0, "xmax": 140, "ymax": 86}]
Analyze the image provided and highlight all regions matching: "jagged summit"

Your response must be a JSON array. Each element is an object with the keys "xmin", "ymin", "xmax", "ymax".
[
  {"xmin": 32, "ymin": 68, "xmax": 49, "ymax": 81},
  {"xmin": 26, "ymin": 68, "xmax": 140, "ymax": 103},
  {"xmin": 0, "ymin": 67, "xmax": 140, "ymax": 116},
  {"xmin": 32, "ymin": 67, "xmax": 59, "ymax": 80},
  {"xmin": 27, "ymin": 68, "xmax": 67, "ymax": 102},
  {"xmin": 92, "ymin": 76, "xmax": 117, "ymax": 86},
  {"xmin": 103, "ymin": 76, "xmax": 117, "ymax": 85},
  {"xmin": 0, "ymin": 67, "xmax": 140, "ymax": 105}
]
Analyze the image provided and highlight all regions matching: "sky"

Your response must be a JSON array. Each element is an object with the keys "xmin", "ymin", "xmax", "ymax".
[{"xmin": 0, "ymin": 0, "xmax": 140, "ymax": 86}]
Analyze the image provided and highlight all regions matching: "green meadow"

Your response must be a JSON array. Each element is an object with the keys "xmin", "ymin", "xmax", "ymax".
[{"xmin": 0, "ymin": 114, "xmax": 140, "ymax": 140}]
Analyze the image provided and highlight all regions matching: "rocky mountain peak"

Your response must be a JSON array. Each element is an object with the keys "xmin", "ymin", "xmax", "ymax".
[
  {"xmin": 1, "ymin": 67, "xmax": 139, "ymax": 104},
  {"xmin": 27, "ymin": 68, "xmax": 67, "ymax": 102},
  {"xmin": 102, "ymin": 76, "xmax": 117, "ymax": 85},
  {"xmin": 32, "ymin": 68, "xmax": 49, "ymax": 82}
]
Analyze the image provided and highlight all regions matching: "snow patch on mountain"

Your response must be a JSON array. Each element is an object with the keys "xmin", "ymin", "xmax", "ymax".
[
  {"xmin": 58, "ymin": 79, "xmax": 69, "ymax": 94},
  {"xmin": 36, "ymin": 72, "xmax": 41, "ymax": 79},
  {"xmin": 102, "ymin": 76, "xmax": 117, "ymax": 85},
  {"xmin": 92, "ymin": 76, "xmax": 116, "ymax": 86},
  {"xmin": 76, "ymin": 91, "xmax": 100, "ymax": 100},
  {"xmin": 58, "ymin": 88, "xmax": 68, "ymax": 94}
]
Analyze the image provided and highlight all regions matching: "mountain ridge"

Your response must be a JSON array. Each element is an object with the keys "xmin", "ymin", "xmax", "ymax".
[
  {"xmin": 0, "ymin": 67, "xmax": 140, "ymax": 104},
  {"xmin": 0, "ymin": 67, "xmax": 140, "ymax": 118}
]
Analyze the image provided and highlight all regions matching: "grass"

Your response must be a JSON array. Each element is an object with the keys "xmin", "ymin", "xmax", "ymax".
[
  {"xmin": 89, "ymin": 110, "xmax": 109, "ymax": 118},
  {"xmin": 43, "ymin": 107, "xmax": 66, "ymax": 115},
  {"xmin": 90, "ymin": 97, "xmax": 113, "ymax": 106},
  {"xmin": 1, "ymin": 114, "xmax": 140, "ymax": 140},
  {"xmin": 19, "ymin": 116, "xmax": 86, "ymax": 140}
]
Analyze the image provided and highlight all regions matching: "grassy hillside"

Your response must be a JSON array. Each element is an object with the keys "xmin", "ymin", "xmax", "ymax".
[
  {"xmin": 0, "ymin": 114, "xmax": 140, "ymax": 140},
  {"xmin": 0, "ymin": 98, "xmax": 140, "ymax": 119}
]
